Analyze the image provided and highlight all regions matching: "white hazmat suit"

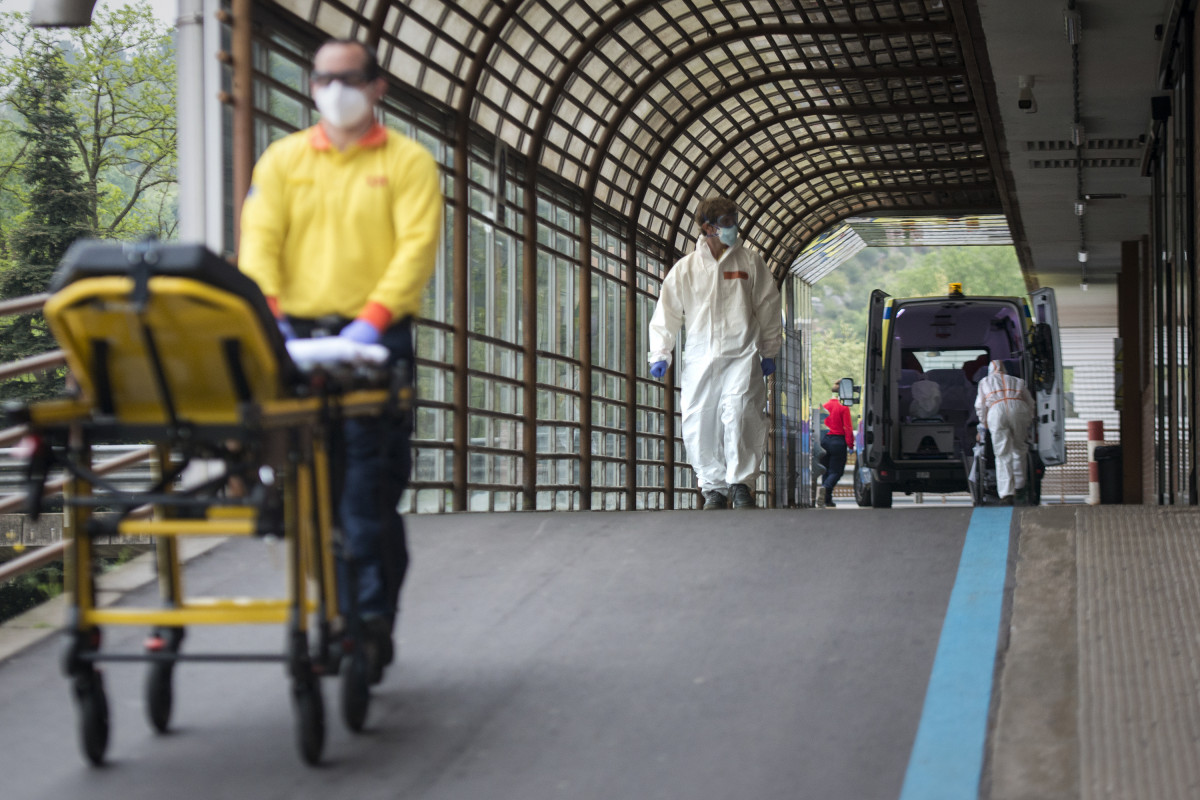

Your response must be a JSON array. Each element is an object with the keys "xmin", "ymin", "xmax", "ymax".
[
  {"xmin": 648, "ymin": 236, "xmax": 783, "ymax": 493},
  {"xmin": 974, "ymin": 360, "xmax": 1036, "ymax": 499}
]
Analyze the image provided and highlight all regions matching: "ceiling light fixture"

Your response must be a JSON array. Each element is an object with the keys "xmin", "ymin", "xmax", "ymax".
[{"xmin": 1064, "ymin": 1, "xmax": 1082, "ymax": 45}]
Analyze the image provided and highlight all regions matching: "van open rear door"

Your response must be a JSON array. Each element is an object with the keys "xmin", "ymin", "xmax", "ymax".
[
  {"xmin": 863, "ymin": 289, "xmax": 890, "ymax": 468},
  {"xmin": 1030, "ymin": 287, "xmax": 1066, "ymax": 465}
]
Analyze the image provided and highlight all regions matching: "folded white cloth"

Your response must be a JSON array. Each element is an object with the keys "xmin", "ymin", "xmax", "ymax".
[{"xmin": 285, "ymin": 337, "xmax": 388, "ymax": 370}]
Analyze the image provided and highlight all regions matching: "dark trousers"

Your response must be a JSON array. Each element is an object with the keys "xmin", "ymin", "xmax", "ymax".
[
  {"xmin": 289, "ymin": 316, "xmax": 413, "ymax": 627},
  {"xmin": 821, "ymin": 434, "xmax": 848, "ymax": 492}
]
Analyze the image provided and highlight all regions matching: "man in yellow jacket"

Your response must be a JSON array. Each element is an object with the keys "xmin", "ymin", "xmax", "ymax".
[{"xmin": 239, "ymin": 38, "xmax": 442, "ymax": 683}]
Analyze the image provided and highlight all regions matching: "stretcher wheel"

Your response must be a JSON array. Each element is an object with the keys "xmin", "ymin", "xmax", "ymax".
[
  {"xmin": 74, "ymin": 671, "xmax": 110, "ymax": 766},
  {"xmin": 340, "ymin": 651, "xmax": 371, "ymax": 732},
  {"xmin": 145, "ymin": 663, "xmax": 174, "ymax": 733},
  {"xmin": 292, "ymin": 678, "xmax": 325, "ymax": 765}
]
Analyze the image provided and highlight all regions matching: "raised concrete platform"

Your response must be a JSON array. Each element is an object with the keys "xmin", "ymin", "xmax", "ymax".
[{"xmin": 989, "ymin": 506, "xmax": 1200, "ymax": 800}]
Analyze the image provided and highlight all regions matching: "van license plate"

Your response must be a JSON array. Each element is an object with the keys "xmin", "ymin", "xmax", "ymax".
[{"xmin": 916, "ymin": 471, "xmax": 930, "ymax": 478}]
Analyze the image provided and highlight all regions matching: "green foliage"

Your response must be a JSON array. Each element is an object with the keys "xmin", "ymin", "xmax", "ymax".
[
  {"xmin": 0, "ymin": 3, "xmax": 177, "ymax": 243},
  {"xmin": 810, "ymin": 246, "xmax": 1026, "ymax": 404},
  {"xmin": 0, "ymin": 3, "xmax": 176, "ymax": 403},
  {"xmin": 0, "ymin": 546, "xmax": 144, "ymax": 624},
  {"xmin": 0, "ymin": 561, "xmax": 63, "ymax": 624},
  {"xmin": 0, "ymin": 42, "xmax": 96, "ymax": 400}
]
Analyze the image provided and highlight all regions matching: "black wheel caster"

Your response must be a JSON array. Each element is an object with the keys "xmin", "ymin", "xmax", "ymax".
[
  {"xmin": 340, "ymin": 650, "xmax": 370, "ymax": 733},
  {"xmin": 74, "ymin": 671, "xmax": 110, "ymax": 766},
  {"xmin": 292, "ymin": 678, "xmax": 325, "ymax": 765},
  {"xmin": 145, "ymin": 662, "xmax": 174, "ymax": 733}
]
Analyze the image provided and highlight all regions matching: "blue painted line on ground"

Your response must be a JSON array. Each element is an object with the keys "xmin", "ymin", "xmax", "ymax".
[{"xmin": 898, "ymin": 506, "xmax": 1012, "ymax": 800}]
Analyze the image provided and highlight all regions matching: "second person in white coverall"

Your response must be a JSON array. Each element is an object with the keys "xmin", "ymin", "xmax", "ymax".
[
  {"xmin": 974, "ymin": 359, "xmax": 1036, "ymax": 504},
  {"xmin": 647, "ymin": 196, "xmax": 783, "ymax": 510}
]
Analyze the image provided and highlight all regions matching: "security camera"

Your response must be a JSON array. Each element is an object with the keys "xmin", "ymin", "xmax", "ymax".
[{"xmin": 1017, "ymin": 75, "xmax": 1037, "ymax": 113}]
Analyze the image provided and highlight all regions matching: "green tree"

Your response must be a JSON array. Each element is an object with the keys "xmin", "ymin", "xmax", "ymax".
[
  {"xmin": 0, "ymin": 41, "xmax": 96, "ymax": 401},
  {"xmin": 0, "ymin": 3, "xmax": 176, "ymax": 242},
  {"xmin": 0, "ymin": 104, "xmax": 29, "ymax": 260}
]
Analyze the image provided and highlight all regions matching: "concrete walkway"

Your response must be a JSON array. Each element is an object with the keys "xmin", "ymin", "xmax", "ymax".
[{"xmin": 4, "ymin": 506, "xmax": 1200, "ymax": 799}]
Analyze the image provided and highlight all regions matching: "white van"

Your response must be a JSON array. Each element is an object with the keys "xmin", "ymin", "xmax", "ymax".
[{"xmin": 855, "ymin": 285, "xmax": 1065, "ymax": 507}]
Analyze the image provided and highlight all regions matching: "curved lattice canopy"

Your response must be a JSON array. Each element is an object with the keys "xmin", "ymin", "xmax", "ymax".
[{"xmin": 262, "ymin": 0, "xmax": 1008, "ymax": 278}]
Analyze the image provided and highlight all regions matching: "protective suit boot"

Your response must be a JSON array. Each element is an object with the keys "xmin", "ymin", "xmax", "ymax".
[
  {"xmin": 1014, "ymin": 487, "xmax": 1029, "ymax": 505},
  {"xmin": 702, "ymin": 490, "xmax": 727, "ymax": 510},
  {"xmin": 731, "ymin": 484, "xmax": 754, "ymax": 509}
]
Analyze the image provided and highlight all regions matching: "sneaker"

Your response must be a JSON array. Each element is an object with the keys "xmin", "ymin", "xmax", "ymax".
[
  {"xmin": 731, "ymin": 484, "xmax": 755, "ymax": 509},
  {"xmin": 702, "ymin": 490, "xmax": 727, "ymax": 510}
]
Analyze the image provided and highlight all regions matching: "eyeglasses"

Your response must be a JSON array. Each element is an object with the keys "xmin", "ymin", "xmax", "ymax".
[
  {"xmin": 707, "ymin": 214, "xmax": 738, "ymax": 228},
  {"xmin": 311, "ymin": 70, "xmax": 373, "ymax": 88}
]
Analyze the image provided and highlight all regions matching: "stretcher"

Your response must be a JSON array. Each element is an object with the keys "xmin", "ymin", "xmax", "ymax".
[{"xmin": 10, "ymin": 240, "xmax": 411, "ymax": 766}]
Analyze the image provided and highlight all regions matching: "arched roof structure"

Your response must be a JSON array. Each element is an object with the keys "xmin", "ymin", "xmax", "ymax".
[
  {"xmin": 213, "ymin": 0, "xmax": 1023, "ymax": 513},
  {"xmin": 264, "ymin": 0, "xmax": 1011, "ymax": 279}
]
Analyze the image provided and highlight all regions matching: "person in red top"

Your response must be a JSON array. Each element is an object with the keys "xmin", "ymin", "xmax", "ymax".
[{"xmin": 819, "ymin": 384, "xmax": 856, "ymax": 508}]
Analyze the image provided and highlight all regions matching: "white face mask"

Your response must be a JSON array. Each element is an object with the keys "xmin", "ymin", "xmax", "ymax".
[{"xmin": 314, "ymin": 81, "xmax": 373, "ymax": 129}]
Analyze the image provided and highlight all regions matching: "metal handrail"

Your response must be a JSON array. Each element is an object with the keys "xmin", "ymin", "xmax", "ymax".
[
  {"xmin": 0, "ymin": 294, "xmax": 50, "ymax": 316},
  {"xmin": 0, "ymin": 293, "xmax": 143, "ymax": 587},
  {"xmin": 0, "ymin": 539, "xmax": 69, "ymax": 583},
  {"xmin": 0, "ymin": 351, "xmax": 67, "ymax": 382},
  {"xmin": 0, "ymin": 445, "xmax": 159, "ymax": 583},
  {"xmin": 0, "ymin": 445, "xmax": 157, "ymax": 515}
]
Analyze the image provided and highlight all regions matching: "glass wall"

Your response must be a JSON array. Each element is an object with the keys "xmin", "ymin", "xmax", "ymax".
[
  {"xmin": 238, "ymin": 14, "xmax": 825, "ymax": 512},
  {"xmin": 770, "ymin": 275, "xmax": 816, "ymax": 507}
]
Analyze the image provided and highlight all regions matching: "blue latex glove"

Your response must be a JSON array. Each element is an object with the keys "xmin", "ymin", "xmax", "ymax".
[
  {"xmin": 277, "ymin": 318, "xmax": 296, "ymax": 342},
  {"xmin": 340, "ymin": 319, "xmax": 381, "ymax": 345},
  {"xmin": 650, "ymin": 360, "xmax": 668, "ymax": 379},
  {"xmin": 761, "ymin": 357, "xmax": 776, "ymax": 377}
]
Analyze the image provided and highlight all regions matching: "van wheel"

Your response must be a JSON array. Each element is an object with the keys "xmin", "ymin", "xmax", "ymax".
[
  {"xmin": 871, "ymin": 484, "xmax": 893, "ymax": 509},
  {"xmin": 853, "ymin": 466, "xmax": 872, "ymax": 507}
]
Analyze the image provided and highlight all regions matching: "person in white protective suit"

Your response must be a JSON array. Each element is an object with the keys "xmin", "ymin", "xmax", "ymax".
[
  {"xmin": 973, "ymin": 359, "xmax": 1036, "ymax": 504},
  {"xmin": 647, "ymin": 196, "xmax": 783, "ymax": 510}
]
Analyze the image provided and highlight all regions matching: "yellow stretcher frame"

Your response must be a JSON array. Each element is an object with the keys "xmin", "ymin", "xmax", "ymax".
[{"xmin": 20, "ymin": 242, "xmax": 412, "ymax": 766}]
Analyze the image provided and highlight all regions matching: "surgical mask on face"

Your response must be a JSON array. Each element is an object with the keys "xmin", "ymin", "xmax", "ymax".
[
  {"xmin": 716, "ymin": 224, "xmax": 738, "ymax": 247},
  {"xmin": 313, "ymin": 81, "xmax": 373, "ymax": 128}
]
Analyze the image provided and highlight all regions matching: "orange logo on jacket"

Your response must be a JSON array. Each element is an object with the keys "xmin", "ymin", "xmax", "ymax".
[
  {"xmin": 366, "ymin": 175, "xmax": 388, "ymax": 187},
  {"xmin": 723, "ymin": 271, "xmax": 748, "ymax": 280}
]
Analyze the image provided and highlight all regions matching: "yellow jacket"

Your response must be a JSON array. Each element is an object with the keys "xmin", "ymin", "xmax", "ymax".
[{"xmin": 239, "ymin": 123, "xmax": 442, "ymax": 330}]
